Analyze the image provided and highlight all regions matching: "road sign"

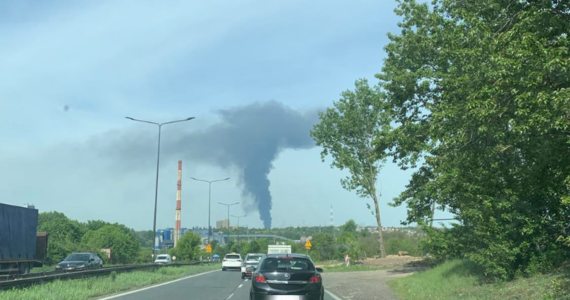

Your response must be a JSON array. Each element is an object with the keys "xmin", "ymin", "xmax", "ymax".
[
  {"xmin": 206, "ymin": 244, "xmax": 212, "ymax": 253},
  {"xmin": 305, "ymin": 239, "xmax": 312, "ymax": 250}
]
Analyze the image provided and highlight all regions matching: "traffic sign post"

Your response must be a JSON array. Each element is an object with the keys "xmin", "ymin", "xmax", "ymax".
[
  {"xmin": 206, "ymin": 244, "xmax": 212, "ymax": 253},
  {"xmin": 305, "ymin": 239, "xmax": 312, "ymax": 255}
]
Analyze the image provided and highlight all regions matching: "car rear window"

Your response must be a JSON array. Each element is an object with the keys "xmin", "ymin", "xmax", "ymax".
[
  {"xmin": 157, "ymin": 255, "xmax": 168, "ymax": 259},
  {"xmin": 247, "ymin": 255, "xmax": 262, "ymax": 261},
  {"xmin": 225, "ymin": 254, "xmax": 240, "ymax": 259},
  {"xmin": 260, "ymin": 257, "xmax": 314, "ymax": 271}
]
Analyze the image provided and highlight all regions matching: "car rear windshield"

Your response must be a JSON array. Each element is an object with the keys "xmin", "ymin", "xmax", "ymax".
[
  {"xmin": 225, "ymin": 254, "xmax": 240, "ymax": 259},
  {"xmin": 157, "ymin": 255, "xmax": 168, "ymax": 259},
  {"xmin": 260, "ymin": 257, "xmax": 314, "ymax": 271},
  {"xmin": 65, "ymin": 254, "xmax": 90, "ymax": 261},
  {"xmin": 247, "ymin": 255, "xmax": 262, "ymax": 261}
]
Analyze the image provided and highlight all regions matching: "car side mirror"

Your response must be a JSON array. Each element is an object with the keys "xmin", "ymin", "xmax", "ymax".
[{"xmin": 316, "ymin": 267, "xmax": 324, "ymax": 273}]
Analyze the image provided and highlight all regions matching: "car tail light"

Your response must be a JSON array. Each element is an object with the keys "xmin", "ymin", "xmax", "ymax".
[
  {"xmin": 309, "ymin": 275, "xmax": 321, "ymax": 284},
  {"xmin": 254, "ymin": 274, "xmax": 267, "ymax": 283}
]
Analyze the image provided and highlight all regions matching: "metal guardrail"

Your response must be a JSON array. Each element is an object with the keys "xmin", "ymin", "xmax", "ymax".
[{"xmin": 0, "ymin": 261, "xmax": 214, "ymax": 290}]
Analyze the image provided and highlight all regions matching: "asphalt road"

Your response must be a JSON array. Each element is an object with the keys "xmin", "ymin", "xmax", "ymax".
[{"xmin": 99, "ymin": 269, "xmax": 342, "ymax": 300}]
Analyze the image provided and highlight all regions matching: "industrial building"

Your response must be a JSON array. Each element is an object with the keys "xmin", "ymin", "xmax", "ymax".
[{"xmin": 216, "ymin": 219, "xmax": 229, "ymax": 229}]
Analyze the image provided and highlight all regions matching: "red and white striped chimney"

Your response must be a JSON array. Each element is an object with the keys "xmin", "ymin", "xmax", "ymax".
[{"xmin": 174, "ymin": 160, "xmax": 182, "ymax": 247}]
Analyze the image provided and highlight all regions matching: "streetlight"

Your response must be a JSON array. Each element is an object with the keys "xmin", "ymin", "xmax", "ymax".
[
  {"xmin": 219, "ymin": 202, "xmax": 239, "ymax": 245},
  {"xmin": 191, "ymin": 177, "xmax": 230, "ymax": 244},
  {"xmin": 125, "ymin": 116, "xmax": 195, "ymax": 260},
  {"xmin": 231, "ymin": 214, "xmax": 246, "ymax": 243}
]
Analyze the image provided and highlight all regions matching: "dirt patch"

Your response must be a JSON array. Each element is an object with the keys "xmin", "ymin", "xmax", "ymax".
[
  {"xmin": 359, "ymin": 256, "xmax": 430, "ymax": 272},
  {"xmin": 322, "ymin": 257, "xmax": 430, "ymax": 299},
  {"xmin": 324, "ymin": 269, "xmax": 410, "ymax": 300}
]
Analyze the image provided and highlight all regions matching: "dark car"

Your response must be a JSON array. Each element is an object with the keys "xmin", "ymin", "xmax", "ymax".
[
  {"xmin": 250, "ymin": 253, "xmax": 324, "ymax": 300},
  {"xmin": 55, "ymin": 252, "xmax": 103, "ymax": 271}
]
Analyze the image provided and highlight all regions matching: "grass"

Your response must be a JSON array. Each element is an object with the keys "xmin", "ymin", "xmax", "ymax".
[
  {"xmin": 31, "ymin": 265, "xmax": 56, "ymax": 273},
  {"xmin": 388, "ymin": 259, "xmax": 570, "ymax": 300},
  {"xmin": 1, "ymin": 263, "xmax": 221, "ymax": 300},
  {"xmin": 322, "ymin": 264, "xmax": 388, "ymax": 272}
]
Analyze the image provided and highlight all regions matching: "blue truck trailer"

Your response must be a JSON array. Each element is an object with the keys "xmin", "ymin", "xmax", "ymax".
[{"xmin": 0, "ymin": 203, "xmax": 48, "ymax": 274}]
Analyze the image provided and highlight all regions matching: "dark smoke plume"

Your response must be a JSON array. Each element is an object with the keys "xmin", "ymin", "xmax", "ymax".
[{"xmin": 169, "ymin": 101, "xmax": 318, "ymax": 228}]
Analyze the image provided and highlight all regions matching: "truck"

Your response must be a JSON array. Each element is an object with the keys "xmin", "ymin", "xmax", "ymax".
[
  {"xmin": 267, "ymin": 244, "xmax": 292, "ymax": 254},
  {"xmin": 0, "ymin": 203, "xmax": 48, "ymax": 274}
]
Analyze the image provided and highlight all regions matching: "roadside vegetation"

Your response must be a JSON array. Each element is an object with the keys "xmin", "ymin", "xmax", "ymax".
[
  {"xmin": 388, "ymin": 260, "xmax": 570, "ymax": 300},
  {"xmin": 1, "ymin": 264, "xmax": 220, "ymax": 300},
  {"xmin": 308, "ymin": 0, "xmax": 570, "ymax": 291}
]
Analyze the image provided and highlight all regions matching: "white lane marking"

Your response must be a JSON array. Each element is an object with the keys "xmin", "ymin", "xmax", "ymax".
[
  {"xmin": 238, "ymin": 283, "xmax": 243, "ymax": 288},
  {"xmin": 227, "ymin": 293, "xmax": 234, "ymax": 299},
  {"xmin": 98, "ymin": 269, "xmax": 220, "ymax": 300},
  {"xmin": 325, "ymin": 289, "xmax": 344, "ymax": 300},
  {"xmin": 245, "ymin": 278, "xmax": 249, "ymax": 281}
]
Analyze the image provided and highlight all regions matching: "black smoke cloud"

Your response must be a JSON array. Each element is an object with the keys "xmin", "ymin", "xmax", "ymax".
[{"xmin": 167, "ymin": 101, "xmax": 319, "ymax": 228}]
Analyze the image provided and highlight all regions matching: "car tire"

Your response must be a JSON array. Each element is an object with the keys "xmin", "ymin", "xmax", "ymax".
[{"xmin": 222, "ymin": 267, "xmax": 226, "ymax": 271}]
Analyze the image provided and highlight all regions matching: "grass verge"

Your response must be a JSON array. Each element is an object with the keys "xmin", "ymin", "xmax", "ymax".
[
  {"xmin": 388, "ymin": 259, "xmax": 570, "ymax": 300},
  {"xmin": 1, "ymin": 263, "xmax": 221, "ymax": 300},
  {"xmin": 322, "ymin": 264, "xmax": 387, "ymax": 272}
]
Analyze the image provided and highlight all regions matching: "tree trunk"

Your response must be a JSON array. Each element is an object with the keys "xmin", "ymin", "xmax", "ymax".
[{"xmin": 372, "ymin": 193, "xmax": 386, "ymax": 258}]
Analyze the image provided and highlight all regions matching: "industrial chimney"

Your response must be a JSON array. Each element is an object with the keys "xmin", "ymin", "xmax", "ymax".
[{"xmin": 174, "ymin": 160, "xmax": 182, "ymax": 247}]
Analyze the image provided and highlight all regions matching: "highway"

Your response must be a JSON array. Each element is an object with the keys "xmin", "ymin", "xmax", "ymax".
[{"xmin": 99, "ymin": 269, "xmax": 341, "ymax": 300}]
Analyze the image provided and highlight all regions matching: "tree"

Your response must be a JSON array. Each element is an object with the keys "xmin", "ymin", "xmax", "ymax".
[
  {"xmin": 82, "ymin": 224, "xmax": 140, "ymax": 264},
  {"xmin": 311, "ymin": 233, "xmax": 336, "ymax": 261},
  {"xmin": 375, "ymin": 0, "xmax": 570, "ymax": 278},
  {"xmin": 210, "ymin": 239, "xmax": 219, "ymax": 250},
  {"xmin": 136, "ymin": 230, "xmax": 155, "ymax": 248},
  {"xmin": 38, "ymin": 212, "xmax": 84, "ymax": 264},
  {"xmin": 169, "ymin": 232, "xmax": 201, "ymax": 261},
  {"xmin": 248, "ymin": 240, "xmax": 261, "ymax": 253},
  {"xmin": 311, "ymin": 79, "xmax": 392, "ymax": 257}
]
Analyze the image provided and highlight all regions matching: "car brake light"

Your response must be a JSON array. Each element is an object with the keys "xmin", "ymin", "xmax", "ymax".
[
  {"xmin": 309, "ymin": 275, "xmax": 321, "ymax": 283},
  {"xmin": 254, "ymin": 274, "xmax": 267, "ymax": 283}
]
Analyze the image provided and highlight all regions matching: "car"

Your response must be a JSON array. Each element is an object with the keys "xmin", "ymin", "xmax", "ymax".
[
  {"xmin": 154, "ymin": 254, "xmax": 172, "ymax": 264},
  {"xmin": 241, "ymin": 253, "xmax": 265, "ymax": 279},
  {"xmin": 250, "ymin": 253, "xmax": 324, "ymax": 300},
  {"xmin": 55, "ymin": 252, "xmax": 103, "ymax": 272},
  {"xmin": 222, "ymin": 253, "xmax": 242, "ymax": 271}
]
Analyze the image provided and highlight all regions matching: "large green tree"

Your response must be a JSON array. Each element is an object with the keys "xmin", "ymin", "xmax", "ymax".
[
  {"xmin": 38, "ymin": 212, "xmax": 84, "ymax": 264},
  {"xmin": 169, "ymin": 232, "xmax": 201, "ymax": 261},
  {"xmin": 375, "ymin": 0, "xmax": 570, "ymax": 277},
  {"xmin": 311, "ymin": 79, "xmax": 392, "ymax": 257},
  {"xmin": 81, "ymin": 224, "xmax": 140, "ymax": 264}
]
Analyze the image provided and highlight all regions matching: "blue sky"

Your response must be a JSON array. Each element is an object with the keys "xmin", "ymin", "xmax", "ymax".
[{"xmin": 0, "ymin": 0, "xmax": 453, "ymax": 230}]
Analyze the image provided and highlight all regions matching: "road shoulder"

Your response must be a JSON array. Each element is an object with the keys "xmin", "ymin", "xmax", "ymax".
[{"xmin": 323, "ymin": 269, "xmax": 414, "ymax": 300}]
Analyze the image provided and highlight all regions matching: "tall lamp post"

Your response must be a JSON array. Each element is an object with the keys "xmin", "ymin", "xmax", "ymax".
[
  {"xmin": 219, "ymin": 202, "xmax": 239, "ymax": 245},
  {"xmin": 191, "ymin": 177, "xmax": 230, "ymax": 244},
  {"xmin": 125, "ymin": 116, "xmax": 195, "ymax": 260},
  {"xmin": 231, "ymin": 214, "xmax": 246, "ymax": 243}
]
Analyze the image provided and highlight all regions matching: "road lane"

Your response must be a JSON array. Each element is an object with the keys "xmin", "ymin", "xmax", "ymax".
[{"xmin": 102, "ymin": 269, "xmax": 341, "ymax": 300}]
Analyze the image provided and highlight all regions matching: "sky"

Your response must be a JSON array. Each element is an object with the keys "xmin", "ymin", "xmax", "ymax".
[{"xmin": 0, "ymin": 0, "xmax": 454, "ymax": 230}]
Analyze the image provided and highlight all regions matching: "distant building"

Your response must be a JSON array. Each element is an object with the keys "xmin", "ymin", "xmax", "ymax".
[{"xmin": 216, "ymin": 219, "xmax": 229, "ymax": 229}]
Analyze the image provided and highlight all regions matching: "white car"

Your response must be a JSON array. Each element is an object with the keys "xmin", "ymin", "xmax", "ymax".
[
  {"xmin": 241, "ymin": 253, "xmax": 265, "ymax": 279},
  {"xmin": 222, "ymin": 253, "xmax": 242, "ymax": 271},
  {"xmin": 154, "ymin": 254, "xmax": 172, "ymax": 264}
]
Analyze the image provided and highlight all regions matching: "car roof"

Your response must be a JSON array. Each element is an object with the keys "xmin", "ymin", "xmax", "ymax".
[
  {"xmin": 246, "ymin": 253, "xmax": 265, "ymax": 256},
  {"xmin": 225, "ymin": 253, "xmax": 241, "ymax": 256},
  {"xmin": 71, "ymin": 252, "xmax": 96, "ymax": 255},
  {"xmin": 264, "ymin": 253, "xmax": 311, "ymax": 259}
]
